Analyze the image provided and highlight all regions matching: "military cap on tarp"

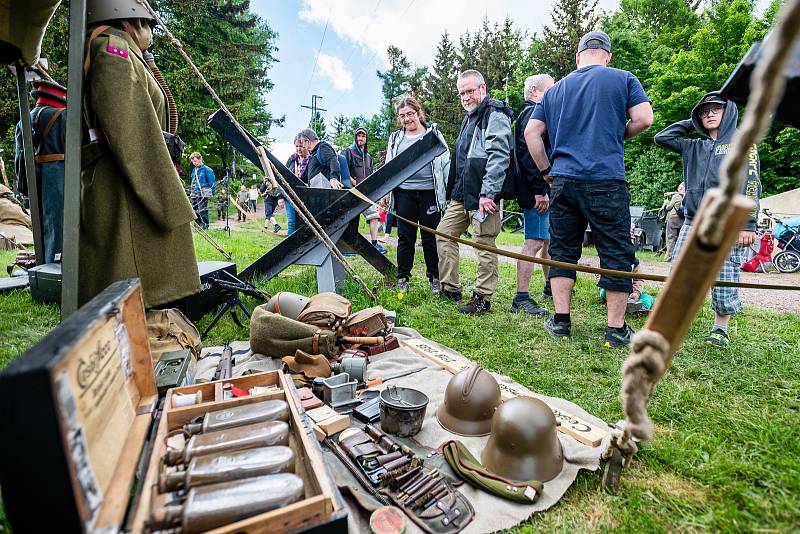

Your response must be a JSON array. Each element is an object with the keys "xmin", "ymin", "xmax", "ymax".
[
  {"xmin": 87, "ymin": 0, "xmax": 156, "ymax": 25},
  {"xmin": 30, "ymin": 79, "xmax": 67, "ymax": 104},
  {"xmin": 436, "ymin": 366, "xmax": 500, "ymax": 437},
  {"xmin": 442, "ymin": 440, "xmax": 542, "ymax": 503},
  {"xmin": 481, "ymin": 396, "xmax": 564, "ymax": 483},
  {"xmin": 281, "ymin": 349, "xmax": 332, "ymax": 379}
]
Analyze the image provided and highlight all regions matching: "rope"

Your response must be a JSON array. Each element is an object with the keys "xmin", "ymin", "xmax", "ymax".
[
  {"xmin": 697, "ymin": 0, "xmax": 800, "ymax": 248},
  {"xmin": 612, "ymin": 0, "xmax": 800, "ymax": 471},
  {"xmin": 136, "ymin": 0, "xmax": 375, "ymax": 300},
  {"xmin": 347, "ymin": 188, "xmax": 800, "ymax": 291}
]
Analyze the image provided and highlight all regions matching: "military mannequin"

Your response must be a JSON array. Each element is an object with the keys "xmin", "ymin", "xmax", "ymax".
[
  {"xmin": 14, "ymin": 79, "xmax": 67, "ymax": 263},
  {"xmin": 80, "ymin": 0, "xmax": 200, "ymax": 307}
]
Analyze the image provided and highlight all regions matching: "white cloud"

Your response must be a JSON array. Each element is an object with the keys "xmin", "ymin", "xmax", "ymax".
[
  {"xmin": 270, "ymin": 141, "xmax": 296, "ymax": 164},
  {"xmin": 316, "ymin": 53, "xmax": 354, "ymax": 91},
  {"xmin": 299, "ymin": 0, "xmax": 621, "ymax": 69}
]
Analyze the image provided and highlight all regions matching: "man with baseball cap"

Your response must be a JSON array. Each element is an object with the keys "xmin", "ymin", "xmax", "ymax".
[{"xmin": 525, "ymin": 30, "xmax": 653, "ymax": 348}]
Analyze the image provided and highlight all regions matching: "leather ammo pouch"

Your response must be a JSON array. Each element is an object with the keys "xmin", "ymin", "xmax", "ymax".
[
  {"xmin": 339, "ymin": 430, "xmax": 377, "ymax": 460},
  {"xmin": 366, "ymin": 335, "xmax": 400, "ymax": 356},
  {"xmin": 297, "ymin": 292, "xmax": 352, "ymax": 330},
  {"xmin": 343, "ymin": 306, "xmax": 389, "ymax": 337}
]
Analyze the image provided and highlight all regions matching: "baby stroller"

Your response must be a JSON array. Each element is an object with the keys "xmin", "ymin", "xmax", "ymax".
[
  {"xmin": 764, "ymin": 209, "xmax": 800, "ymax": 273},
  {"xmin": 741, "ymin": 230, "xmax": 774, "ymax": 273}
]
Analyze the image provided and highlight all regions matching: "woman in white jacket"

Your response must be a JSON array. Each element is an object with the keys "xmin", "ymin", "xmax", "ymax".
[{"xmin": 385, "ymin": 96, "xmax": 450, "ymax": 294}]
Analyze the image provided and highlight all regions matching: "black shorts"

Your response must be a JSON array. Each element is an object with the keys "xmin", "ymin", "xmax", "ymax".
[
  {"xmin": 263, "ymin": 196, "xmax": 278, "ymax": 218},
  {"xmin": 548, "ymin": 177, "xmax": 634, "ymax": 293}
]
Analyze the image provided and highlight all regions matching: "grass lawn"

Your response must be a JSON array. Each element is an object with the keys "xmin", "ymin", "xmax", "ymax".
[{"xmin": 1, "ymin": 215, "xmax": 798, "ymax": 532}]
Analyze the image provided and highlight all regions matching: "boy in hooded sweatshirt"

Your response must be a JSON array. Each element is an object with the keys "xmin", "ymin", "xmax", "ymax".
[
  {"xmin": 341, "ymin": 127, "xmax": 386, "ymax": 253},
  {"xmin": 654, "ymin": 92, "xmax": 761, "ymax": 347}
]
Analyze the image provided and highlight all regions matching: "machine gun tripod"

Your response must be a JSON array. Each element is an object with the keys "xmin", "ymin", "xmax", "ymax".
[{"xmin": 201, "ymin": 270, "xmax": 268, "ymax": 337}]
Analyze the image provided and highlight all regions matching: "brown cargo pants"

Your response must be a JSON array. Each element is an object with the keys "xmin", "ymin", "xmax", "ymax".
[{"xmin": 435, "ymin": 200, "xmax": 501, "ymax": 299}]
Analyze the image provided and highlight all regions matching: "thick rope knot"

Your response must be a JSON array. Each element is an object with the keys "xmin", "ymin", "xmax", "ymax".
[{"xmin": 619, "ymin": 329, "xmax": 670, "ymax": 443}]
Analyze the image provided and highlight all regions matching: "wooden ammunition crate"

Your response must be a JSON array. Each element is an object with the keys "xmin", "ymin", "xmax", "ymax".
[{"xmin": 0, "ymin": 280, "xmax": 347, "ymax": 534}]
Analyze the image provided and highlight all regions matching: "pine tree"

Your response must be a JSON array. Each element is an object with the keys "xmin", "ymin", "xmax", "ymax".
[
  {"xmin": 424, "ymin": 31, "xmax": 464, "ymax": 145},
  {"xmin": 540, "ymin": 0, "xmax": 601, "ymax": 80}
]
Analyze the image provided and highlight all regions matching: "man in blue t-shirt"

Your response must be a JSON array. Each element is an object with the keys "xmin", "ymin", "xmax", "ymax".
[{"xmin": 526, "ymin": 30, "xmax": 653, "ymax": 348}]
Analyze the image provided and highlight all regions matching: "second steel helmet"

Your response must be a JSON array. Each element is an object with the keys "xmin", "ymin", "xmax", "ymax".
[
  {"xmin": 87, "ymin": 0, "xmax": 156, "ymax": 25},
  {"xmin": 436, "ymin": 366, "xmax": 501, "ymax": 436},
  {"xmin": 265, "ymin": 292, "xmax": 310, "ymax": 320},
  {"xmin": 481, "ymin": 396, "xmax": 564, "ymax": 482}
]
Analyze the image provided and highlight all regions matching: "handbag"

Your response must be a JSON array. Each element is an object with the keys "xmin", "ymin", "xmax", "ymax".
[{"xmin": 191, "ymin": 168, "xmax": 214, "ymax": 199}]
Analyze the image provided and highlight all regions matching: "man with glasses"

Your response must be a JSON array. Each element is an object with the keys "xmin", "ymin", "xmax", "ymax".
[
  {"xmin": 655, "ymin": 92, "xmax": 761, "ymax": 347},
  {"xmin": 436, "ymin": 69, "xmax": 514, "ymax": 314}
]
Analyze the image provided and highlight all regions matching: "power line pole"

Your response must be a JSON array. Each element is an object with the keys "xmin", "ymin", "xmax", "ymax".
[{"xmin": 301, "ymin": 94, "xmax": 327, "ymax": 126}]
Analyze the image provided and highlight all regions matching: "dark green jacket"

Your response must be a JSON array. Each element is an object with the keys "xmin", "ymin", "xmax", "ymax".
[{"xmin": 80, "ymin": 27, "xmax": 199, "ymax": 307}]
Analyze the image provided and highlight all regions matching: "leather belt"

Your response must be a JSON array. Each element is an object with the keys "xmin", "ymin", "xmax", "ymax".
[
  {"xmin": 88, "ymin": 128, "xmax": 107, "ymax": 142},
  {"xmin": 35, "ymin": 154, "xmax": 65, "ymax": 163}
]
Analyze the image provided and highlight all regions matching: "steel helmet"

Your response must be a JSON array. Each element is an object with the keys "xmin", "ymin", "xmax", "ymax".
[
  {"xmin": 265, "ymin": 292, "xmax": 310, "ymax": 320},
  {"xmin": 481, "ymin": 396, "xmax": 564, "ymax": 482},
  {"xmin": 436, "ymin": 366, "xmax": 500, "ymax": 436},
  {"xmin": 87, "ymin": 0, "xmax": 156, "ymax": 25}
]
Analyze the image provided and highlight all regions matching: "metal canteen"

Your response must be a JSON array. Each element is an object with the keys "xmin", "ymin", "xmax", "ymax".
[
  {"xmin": 436, "ymin": 365, "xmax": 500, "ymax": 436},
  {"xmin": 481, "ymin": 396, "xmax": 564, "ymax": 483},
  {"xmin": 159, "ymin": 446, "xmax": 295, "ymax": 492},
  {"xmin": 184, "ymin": 399, "xmax": 290, "ymax": 434},
  {"xmin": 165, "ymin": 421, "xmax": 290, "ymax": 466},
  {"xmin": 147, "ymin": 473, "xmax": 305, "ymax": 534}
]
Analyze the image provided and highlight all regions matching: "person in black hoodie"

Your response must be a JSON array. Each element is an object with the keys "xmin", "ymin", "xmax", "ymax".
[
  {"xmin": 654, "ymin": 92, "xmax": 761, "ymax": 347},
  {"xmin": 299, "ymin": 128, "xmax": 343, "ymax": 189},
  {"xmin": 340, "ymin": 127, "xmax": 385, "ymax": 253},
  {"xmin": 511, "ymin": 74, "xmax": 554, "ymax": 315}
]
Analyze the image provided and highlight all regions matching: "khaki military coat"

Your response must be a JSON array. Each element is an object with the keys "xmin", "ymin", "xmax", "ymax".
[{"xmin": 80, "ymin": 28, "xmax": 200, "ymax": 308}]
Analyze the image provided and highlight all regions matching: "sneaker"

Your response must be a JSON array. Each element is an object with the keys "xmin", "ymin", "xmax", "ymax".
[
  {"xmin": 274, "ymin": 223, "xmax": 282, "ymax": 233},
  {"xmin": 541, "ymin": 281, "xmax": 552, "ymax": 300},
  {"xmin": 544, "ymin": 316, "xmax": 571, "ymax": 340},
  {"xmin": 459, "ymin": 293, "xmax": 491, "ymax": 315},
  {"xmin": 705, "ymin": 328, "xmax": 730, "ymax": 347},
  {"xmin": 603, "ymin": 323, "xmax": 634, "ymax": 349},
  {"xmin": 440, "ymin": 289, "xmax": 463, "ymax": 302},
  {"xmin": 509, "ymin": 297, "xmax": 548, "ymax": 316},
  {"xmin": 429, "ymin": 278, "xmax": 442, "ymax": 295},
  {"xmin": 397, "ymin": 277, "xmax": 409, "ymax": 293},
  {"xmin": 374, "ymin": 243, "xmax": 388, "ymax": 254},
  {"xmin": 626, "ymin": 297, "xmax": 644, "ymax": 313}
]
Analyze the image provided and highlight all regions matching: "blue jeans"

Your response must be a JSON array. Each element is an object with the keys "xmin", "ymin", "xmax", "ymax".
[{"xmin": 286, "ymin": 201, "xmax": 296, "ymax": 234}]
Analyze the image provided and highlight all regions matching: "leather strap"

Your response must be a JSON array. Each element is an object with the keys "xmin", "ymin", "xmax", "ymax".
[
  {"xmin": 35, "ymin": 154, "xmax": 65, "ymax": 163},
  {"xmin": 36, "ymin": 108, "xmax": 64, "ymax": 155},
  {"xmin": 84, "ymin": 25, "xmax": 111, "ymax": 77},
  {"xmin": 312, "ymin": 332, "xmax": 319, "ymax": 355},
  {"xmin": 274, "ymin": 295, "xmax": 282, "ymax": 315}
]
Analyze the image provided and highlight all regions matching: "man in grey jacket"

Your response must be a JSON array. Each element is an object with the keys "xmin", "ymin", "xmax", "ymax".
[
  {"xmin": 654, "ymin": 92, "xmax": 761, "ymax": 347},
  {"xmin": 436, "ymin": 69, "xmax": 513, "ymax": 314}
]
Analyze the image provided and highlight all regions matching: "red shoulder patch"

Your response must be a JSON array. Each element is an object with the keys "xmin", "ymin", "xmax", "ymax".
[{"xmin": 106, "ymin": 44, "xmax": 129, "ymax": 59}]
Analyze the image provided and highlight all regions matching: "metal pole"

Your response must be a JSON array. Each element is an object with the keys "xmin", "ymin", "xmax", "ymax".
[
  {"xmin": 61, "ymin": 0, "xmax": 87, "ymax": 318},
  {"xmin": 15, "ymin": 65, "xmax": 45, "ymax": 266}
]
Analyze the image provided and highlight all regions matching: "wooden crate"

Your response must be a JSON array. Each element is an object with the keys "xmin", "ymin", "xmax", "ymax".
[
  {"xmin": 130, "ymin": 371, "xmax": 347, "ymax": 533},
  {"xmin": 0, "ymin": 280, "xmax": 347, "ymax": 534}
]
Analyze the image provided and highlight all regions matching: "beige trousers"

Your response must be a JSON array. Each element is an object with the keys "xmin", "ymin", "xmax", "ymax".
[{"xmin": 435, "ymin": 200, "xmax": 501, "ymax": 299}]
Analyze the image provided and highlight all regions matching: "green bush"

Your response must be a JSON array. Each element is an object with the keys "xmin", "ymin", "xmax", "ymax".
[{"xmin": 627, "ymin": 146, "xmax": 683, "ymax": 209}]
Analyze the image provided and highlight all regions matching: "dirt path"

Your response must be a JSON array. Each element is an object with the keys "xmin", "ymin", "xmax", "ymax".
[{"xmin": 387, "ymin": 238, "xmax": 800, "ymax": 313}]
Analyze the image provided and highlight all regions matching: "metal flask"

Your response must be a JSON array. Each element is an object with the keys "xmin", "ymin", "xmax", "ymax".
[
  {"xmin": 184, "ymin": 399, "xmax": 290, "ymax": 434},
  {"xmin": 148, "ymin": 473, "xmax": 305, "ymax": 533},
  {"xmin": 165, "ymin": 421, "xmax": 290, "ymax": 466},
  {"xmin": 159, "ymin": 446, "xmax": 296, "ymax": 492}
]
